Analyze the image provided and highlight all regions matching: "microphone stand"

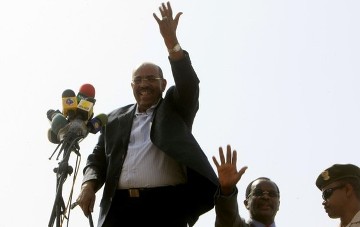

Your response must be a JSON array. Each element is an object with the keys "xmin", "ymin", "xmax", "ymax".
[{"xmin": 48, "ymin": 119, "xmax": 88, "ymax": 227}]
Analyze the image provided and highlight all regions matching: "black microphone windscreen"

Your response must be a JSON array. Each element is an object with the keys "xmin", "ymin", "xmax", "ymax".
[
  {"xmin": 47, "ymin": 109, "xmax": 61, "ymax": 121},
  {"xmin": 62, "ymin": 89, "xmax": 76, "ymax": 98},
  {"xmin": 47, "ymin": 109, "xmax": 56, "ymax": 121}
]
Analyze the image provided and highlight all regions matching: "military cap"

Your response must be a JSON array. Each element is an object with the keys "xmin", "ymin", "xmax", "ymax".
[{"xmin": 316, "ymin": 163, "xmax": 360, "ymax": 190}]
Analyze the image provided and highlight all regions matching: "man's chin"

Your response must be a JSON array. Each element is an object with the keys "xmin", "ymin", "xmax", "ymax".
[
  {"xmin": 256, "ymin": 209, "xmax": 274, "ymax": 217},
  {"xmin": 327, "ymin": 212, "xmax": 339, "ymax": 219},
  {"xmin": 137, "ymin": 101, "xmax": 153, "ymax": 111}
]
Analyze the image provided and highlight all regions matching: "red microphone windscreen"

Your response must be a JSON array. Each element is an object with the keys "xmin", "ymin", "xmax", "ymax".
[{"xmin": 79, "ymin": 84, "xmax": 95, "ymax": 98}]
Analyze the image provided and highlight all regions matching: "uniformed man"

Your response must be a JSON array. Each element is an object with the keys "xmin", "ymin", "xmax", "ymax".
[{"xmin": 316, "ymin": 163, "xmax": 360, "ymax": 227}]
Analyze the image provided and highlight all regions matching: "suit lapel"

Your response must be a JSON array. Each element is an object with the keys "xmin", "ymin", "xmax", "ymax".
[{"xmin": 116, "ymin": 105, "xmax": 135, "ymax": 147}]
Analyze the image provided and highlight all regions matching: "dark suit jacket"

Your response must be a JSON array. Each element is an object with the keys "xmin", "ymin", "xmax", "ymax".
[
  {"xmin": 82, "ymin": 51, "xmax": 219, "ymax": 227},
  {"xmin": 215, "ymin": 188, "xmax": 247, "ymax": 227}
]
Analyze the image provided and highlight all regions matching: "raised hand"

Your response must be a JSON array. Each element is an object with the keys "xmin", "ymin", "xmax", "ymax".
[
  {"xmin": 153, "ymin": 2, "xmax": 184, "ymax": 60},
  {"xmin": 212, "ymin": 145, "xmax": 248, "ymax": 195}
]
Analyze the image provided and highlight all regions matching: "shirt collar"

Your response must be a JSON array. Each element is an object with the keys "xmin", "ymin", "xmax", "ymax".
[
  {"xmin": 135, "ymin": 99, "xmax": 161, "ymax": 116},
  {"xmin": 250, "ymin": 218, "xmax": 276, "ymax": 227},
  {"xmin": 341, "ymin": 210, "xmax": 360, "ymax": 227}
]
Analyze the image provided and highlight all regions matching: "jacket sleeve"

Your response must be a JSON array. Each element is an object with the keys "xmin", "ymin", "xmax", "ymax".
[
  {"xmin": 168, "ymin": 50, "xmax": 200, "ymax": 129},
  {"xmin": 215, "ymin": 188, "xmax": 248, "ymax": 227},
  {"xmin": 81, "ymin": 132, "xmax": 107, "ymax": 191}
]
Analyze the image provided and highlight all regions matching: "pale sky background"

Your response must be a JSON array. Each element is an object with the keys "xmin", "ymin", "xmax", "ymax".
[{"xmin": 0, "ymin": 0, "xmax": 359, "ymax": 226}]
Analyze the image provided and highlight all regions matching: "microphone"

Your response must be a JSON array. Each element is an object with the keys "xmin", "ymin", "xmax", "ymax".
[
  {"xmin": 57, "ymin": 118, "xmax": 89, "ymax": 143},
  {"xmin": 87, "ymin": 113, "xmax": 108, "ymax": 134},
  {"xmin": 76, "ymin": 84, "xmax": 96, "ymax": 121},
  {"xmin": 50, "ymin": 112, "xmax": 69, "ymax": 135},
  {"xmin": 47, "ymin": 84, "xmax": 97, "ymax": 144},
  {"xmin": 47, "ymin": 128, "xmax": 60, "ymax": 144},
  {"xmin": 62, "ymin": 89, "xmax": 78, "ymax": 120},
  {"xmin": 77, "ymin": 83, "xmax": 95, "ymax": 103},
  {"xmin": 47, "ymin": 109, "xmax": 61, "ymax": 121},
  {"xmin": 77, "ymin": 97, "xmax": 95, "ymax": 121},
  {"xmin": 46, "ymin": 110, "xmax": 66, "ymax": 144}
]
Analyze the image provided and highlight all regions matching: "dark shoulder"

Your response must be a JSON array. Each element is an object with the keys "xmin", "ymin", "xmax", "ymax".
[{"xmin": 107, "ymin": 104, "xmax": 135, "ymax": 121}]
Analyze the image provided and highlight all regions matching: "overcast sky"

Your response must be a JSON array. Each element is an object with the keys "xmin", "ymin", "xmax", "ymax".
[{"xmin": 0, "ymin": 0, "xmax": 359, "ymax": 226}]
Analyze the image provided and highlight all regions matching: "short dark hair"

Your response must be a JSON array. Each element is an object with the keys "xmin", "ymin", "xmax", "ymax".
[
  {"xmin": 245, "ymin": 177, "xmax": 280, "ymax": 198},
  {"xmin": 132, "ymin": 63, "xmax": 164, "ymax": 78},
  {"xmin": 157, "ymin": 65, "xmax": 163, "ymax": 78}
]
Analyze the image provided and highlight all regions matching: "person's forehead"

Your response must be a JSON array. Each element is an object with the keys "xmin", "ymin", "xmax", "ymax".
[
  {"xmin": 252, "ymin": 179, "xmax": 278, "ymax": 190},
  {"xmin": 133, "ymin": 64, "xmax": 159, "ymax": 76}
]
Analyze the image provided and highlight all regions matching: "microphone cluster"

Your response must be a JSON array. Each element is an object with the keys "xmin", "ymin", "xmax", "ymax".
[
  {"xmin": 47, "ymin": 83, "xmax": 108, "ymax": 144},
  {"xmin": 47, "ymin": 84, "xmax": 105, "ymax": 227}
]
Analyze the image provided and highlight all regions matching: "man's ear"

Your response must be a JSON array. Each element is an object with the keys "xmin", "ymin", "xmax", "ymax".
[
  {"xmin": 244, "ymin": 199, "xmax": 250, "ymax": 210},
  {"xmin": 161, "ymin": 79, "xmax": 167, "ymax": 92},
  {"xmin": 345, "ymin": 183, "xmax": 354, "ymax": 198}
]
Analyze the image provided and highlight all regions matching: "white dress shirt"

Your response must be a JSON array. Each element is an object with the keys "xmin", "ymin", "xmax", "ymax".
[{"xmin": 118, "ymin": 103, "xmax": 187, "ymax": 189}]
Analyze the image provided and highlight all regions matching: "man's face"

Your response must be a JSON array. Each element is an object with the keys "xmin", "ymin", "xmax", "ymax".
[
  {"xmin": 321, "ymin": 182, "xmax": 348, "ymax": 219},
  {"xmin": 244, "ymin": 179, "xmax": 280, "ymax": 223},
  {"xmin": 131, "ymin": 63, "xmax": 167, "ymax": 112}
]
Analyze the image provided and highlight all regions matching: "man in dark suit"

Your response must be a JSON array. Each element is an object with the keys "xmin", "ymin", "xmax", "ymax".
[
  {"xmin": 76, "ymin": 2, "xmax": 218, "ymax": 227},
  {"xmin": 213, "ymin": 145, "xmax": 280, "ymax": 227}
]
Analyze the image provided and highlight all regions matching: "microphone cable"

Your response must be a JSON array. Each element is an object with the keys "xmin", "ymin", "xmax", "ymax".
[{"xmin": 60, "ymin": 152, "xmax": 81, "ymax": 227}]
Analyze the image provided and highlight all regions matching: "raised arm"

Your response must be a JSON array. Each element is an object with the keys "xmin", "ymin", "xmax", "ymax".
[
  {"xmin": 153, "ymin": 1, "xmax": 184, "ymax": 61},
  {"xmin": 213, "ymin": 145, "xmax": 248, "ymax": 227}
]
